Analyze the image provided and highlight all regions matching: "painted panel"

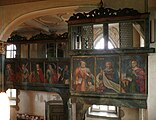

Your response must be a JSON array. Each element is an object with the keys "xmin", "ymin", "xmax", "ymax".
[
  {"xmin": 71, "ymin": 56, "xmax": 95, "ymax": 92},
  {"xmin": 121, "ymin": 55, "xmax": 147, "ymax": 94},
  {"xmin": 95, "ymin": 56, "xmax": 121, "ymax": 93}
]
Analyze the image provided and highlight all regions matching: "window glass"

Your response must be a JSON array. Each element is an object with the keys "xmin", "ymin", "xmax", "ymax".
[
  {"xmin": 140, "ymin": 36, "xmax": 145, "ymax": 47},
  {"xmin": 108, "ymin": 23, "xmax": 120, "ymax": 48},
  {"xmin": 88, "ymin": 104, "xmax": 119, "ymax": 118},
  {"xmin": 6, "ymin": 89, "xmax": 16, "ymax": 106},
  {"xmin": 6, "ymin": 44, "xmax": 16, "ymax": 58},
  {"xmin": 94, "ymin": 38, "xmax": 114, "ymax": 49}
]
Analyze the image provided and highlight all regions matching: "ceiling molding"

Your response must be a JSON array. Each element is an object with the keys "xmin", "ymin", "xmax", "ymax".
[
  {"xmin": 0, "ymin": 0, "xmax": 46, "ymax": 6},
  {"xmin": 24, "ymin": 19, "xmax": 50, "ymax": 33}
]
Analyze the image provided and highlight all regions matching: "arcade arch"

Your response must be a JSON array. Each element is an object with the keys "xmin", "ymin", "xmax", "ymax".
[{"xmin": 0, "ymin": 5, "xmax": 85, "ymax": 41}]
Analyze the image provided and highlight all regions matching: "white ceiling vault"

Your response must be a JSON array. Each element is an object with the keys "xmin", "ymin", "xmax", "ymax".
[
  {"xmin": 12, "ymin": 13, "xmax": 71, "ymax": 35},
  {"xmin": 11, "ymin": 6, "xmax": 97, "ymax": 38},
  {"xmin": 1, "ymin": 0, "xmax": 156, "ymax": 39}
]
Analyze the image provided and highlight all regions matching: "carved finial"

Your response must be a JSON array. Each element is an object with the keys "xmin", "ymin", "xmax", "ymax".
[
  {"xmin": 99, "ymin": 0, "xmax": 106, "ymax": 8},
  {"xmin": 100, "ymin": 0, "xmax": 103, "ymax": 8}
]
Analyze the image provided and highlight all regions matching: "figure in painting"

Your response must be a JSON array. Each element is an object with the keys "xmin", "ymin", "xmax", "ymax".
[
  {"xmin": 46, "ymin": 64, "xmax": 58, "ymax": 84},
  {"xmin": 74, "ymin": 61, "xmax": 94, "ymax": 92},
  {"xmin": 19, "ymin": 64, "xmax": 29, "ymax": 82},
  {"xmin": 96, "ymin": 61, "xmax": 122, "ymax": 93},
  {"xmin": 62, "ymin": 65, "xmax": 70, "ymax": 84},
  {"xmin": 122, "ymin": 59, "xmax": 145, "ymax": 94},
  {"xmin": 5, "ymin": 64, "xmax": 15, "ymax": 82},
  {"xmin": 35, "ymin": 64, "xmax": 45, "ymax": 83},
  {"xmin": 58, "ymin": 65, "xmax": 70, "ymax": 84},
  {"xmin": 31, "ymin": 64, "xmax": 45, "ymax": 83}
]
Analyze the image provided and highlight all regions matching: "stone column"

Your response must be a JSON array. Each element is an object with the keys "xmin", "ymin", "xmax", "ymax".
[{"xmin": 0, "ymin": 42, "xmax": 6, "ymax": 92}]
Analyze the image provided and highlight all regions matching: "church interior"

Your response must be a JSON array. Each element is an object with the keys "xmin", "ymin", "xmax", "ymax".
[{"xmin": 0, "ymin": 0, "xmax": 156, "ymax": 120}]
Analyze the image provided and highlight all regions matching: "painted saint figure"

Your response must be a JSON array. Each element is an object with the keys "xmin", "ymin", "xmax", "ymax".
[
  {"xmin": 20, "ymin": 64, "xmax": 29, "ymax": 82},
  {"xmin": 35, "ymin": 64, "xmax": 44, "ymax": 83},
  {"xmin": 74, "ymin": 61, "xmax": 94, "ymax": 92},
  {"xmin": 46, "ymin": 64, "xmax": 58, "ymax": 84},
  {"xmin": 59, "ymin": 65, "xmax": 70, "ymax": 84},
  {"xmin": 31, "ymin": 64, "xmax": 45, "ymax": 83},
  {"xmin": 5, "ymin": 64, "xmax": 15, "ymax": 82},
  {"xmin": 96, "ymin": 61, "xmax": 122, "ymax": 93},
  {"xmin": 122, "ymin": 59, "xmax": 145, "ymax": 94}
]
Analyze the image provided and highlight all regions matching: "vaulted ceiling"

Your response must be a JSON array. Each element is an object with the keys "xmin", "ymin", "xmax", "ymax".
[
  {"xmin": 1, "ymin": 0, "xmax": 156, "ymax": 39},
  {"xmin": 12, "ymin": 13, "xmax": 71, "ymax": 36},
  {"xmin": 0, "ymin": 0, "xmax": 46, "ymax": 6}
]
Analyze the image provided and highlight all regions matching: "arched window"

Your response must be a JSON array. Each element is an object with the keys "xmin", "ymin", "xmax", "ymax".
[
  {"xmin": 6, "ymin": 44, "xmax": 16, "ymax": 58},
  {"xmin": 94, "ymin": 37, "xmax": 114, "ymax": 49}
]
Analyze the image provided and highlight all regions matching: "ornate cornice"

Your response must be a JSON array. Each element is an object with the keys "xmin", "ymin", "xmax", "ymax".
[
  {"xmin": 29, "ymin": 32, "xmax": 68, "ymax": 41},
  {"xmin": 7, "ymin": 34, "xmax": 27, "ymax": 42},
  {"xmin": 7, "ymin": 32, "xmax": 68, "ymax": 42},
  {"xmin": 68, "ymin": 7, "xmax": 147, "ymax": 21}
]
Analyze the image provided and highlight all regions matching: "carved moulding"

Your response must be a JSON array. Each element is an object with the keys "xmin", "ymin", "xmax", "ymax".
[{"xmin": 68, "ymin": 7, "xmax": 149, "ymax": 25}]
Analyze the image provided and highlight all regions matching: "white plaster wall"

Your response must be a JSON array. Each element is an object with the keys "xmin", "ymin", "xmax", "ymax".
[
  {"xmin": 148, "ymin": 53, "xmax": 156, "ymax": 120},
  {"xmin": 11, "ymin": 90, "xmax": 62, "ymax": 120},
  {"xmin": 121, "ymin": 107, "xmax": 139, "ymax": 120}
]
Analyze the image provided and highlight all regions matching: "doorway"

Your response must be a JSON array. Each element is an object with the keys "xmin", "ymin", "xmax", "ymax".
[{"xmin": 45, "ymin": 100, "xmax": 64, "ymax": 120}]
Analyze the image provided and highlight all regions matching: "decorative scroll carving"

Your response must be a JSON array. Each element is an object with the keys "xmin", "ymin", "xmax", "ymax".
[
  {"xmin": 57, "ymin": 32, "xmax": 68, "ymax": 39},
  {"xmin": 7, "ymin": 32, "xmax": 68, "ymax": 42},
  {"xmin": 29, "ymin": 32, "xmax": 68, "ymax": 41},
  {"xmin": 69, "ymin": 7, "xmax": 140, "ymax": 21},
  {"xmin": 7, "ymin": 34, "xmax": 27, "ymax": 42},
  {"xmin": 29, "ymin": 32, "xmax": 57, "ymax": 40}
]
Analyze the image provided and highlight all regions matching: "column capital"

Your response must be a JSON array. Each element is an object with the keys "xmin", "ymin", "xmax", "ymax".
[{"xmin": 0, "ymin": 41, "xmax": 7, "ymax": 54}]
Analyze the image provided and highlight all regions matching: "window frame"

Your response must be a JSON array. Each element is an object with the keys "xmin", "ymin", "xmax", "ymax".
[
  {"xmin": 87, "ymin": 104, "xmax": 120, "ymax": 119},
  {"xmin": 6, "ymin": 44, "xmax": 17, "ymax": 58},
  {"xmin": 6, "ymin": 89, "xmax": 17, "ymax": 107}
]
